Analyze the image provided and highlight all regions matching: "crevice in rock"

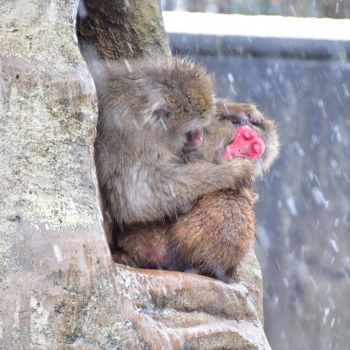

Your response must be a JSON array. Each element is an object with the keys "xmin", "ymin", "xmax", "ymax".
[{"xmin": 75, "ymin": 0, "xmax": 171, "ymax": 257}]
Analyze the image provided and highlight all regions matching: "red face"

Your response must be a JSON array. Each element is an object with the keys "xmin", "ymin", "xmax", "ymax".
[{"xmin": 223, "ymin": 125, "xmax": 265, "ymax": 161}]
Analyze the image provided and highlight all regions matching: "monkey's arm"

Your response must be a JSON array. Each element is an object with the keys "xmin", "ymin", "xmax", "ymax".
[{"xmin": 105, "ymin": 156, "xmax": 254, "ymax": 225}]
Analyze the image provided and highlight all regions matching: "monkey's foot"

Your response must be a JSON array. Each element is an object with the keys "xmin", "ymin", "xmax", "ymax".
[{"xmin": 112, "ymin": 248, "xmax": 139, "ymax": 267}]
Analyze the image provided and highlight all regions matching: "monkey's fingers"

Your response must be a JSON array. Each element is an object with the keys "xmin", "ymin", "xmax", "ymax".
[{"xmin": 215, "ymin": 100, "xmax": 264, "ymax": 126}]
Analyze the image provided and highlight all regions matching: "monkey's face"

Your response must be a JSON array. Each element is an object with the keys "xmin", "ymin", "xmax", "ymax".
[
  {"xmin": 155, "ymin": 85, "xmax": 214, "ymax": 154},
  {"xmin": 142, "ymin": 57, "xmax": 215, "ymax": 154},
  {"xmin": 150, "ymin": 111, "xmax": 211, "ymax": 155},
  {"xmin": 184, "ymin": 119, "xmax": 236, "ymax": 164}
]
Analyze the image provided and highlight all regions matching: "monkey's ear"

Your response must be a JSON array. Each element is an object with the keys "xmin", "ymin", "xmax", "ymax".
[{"xmin": 153, "ymin": 106, "xmax": 171, "ymax": 119}]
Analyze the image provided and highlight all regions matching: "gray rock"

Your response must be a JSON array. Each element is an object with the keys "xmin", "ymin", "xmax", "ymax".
[{"xmin": 0, "ymin": 1, "xmax": 269, "ymax": 348}]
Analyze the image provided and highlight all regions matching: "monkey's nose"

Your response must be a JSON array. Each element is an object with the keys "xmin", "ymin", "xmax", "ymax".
[{"xmin": 185, "ymin": 128, "xmax": 203, "ymax": 150}]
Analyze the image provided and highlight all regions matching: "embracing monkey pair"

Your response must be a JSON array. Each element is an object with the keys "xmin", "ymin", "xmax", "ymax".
[{"xmin": 94, "ymin": 57, "xmax": 279, "ymax": 282}]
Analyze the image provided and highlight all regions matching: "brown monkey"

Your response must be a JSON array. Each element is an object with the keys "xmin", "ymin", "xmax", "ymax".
[
  {"xmin": 94, "ymin": 57, "xmax": 255, "ymax": 247},
  {"xmin": 170, "ymin": 102, "xmax": 280, "ymax": 281},
  {"xmin": 114, "ymin": 102, "xmax": 280, "ymax": 281}
]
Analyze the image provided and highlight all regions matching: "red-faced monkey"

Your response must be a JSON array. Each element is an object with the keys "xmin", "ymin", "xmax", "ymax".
[
  {"xmin": 94, "ymin": 57, "xmax": 255, "ymax": 247},
  {"xmin": 114, "ymin": 101, "xmax": 279, "ymax": 282}
]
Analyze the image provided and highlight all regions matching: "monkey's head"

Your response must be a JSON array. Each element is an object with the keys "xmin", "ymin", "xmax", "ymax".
[
  {"xmin": 184, "ymin": 114, "xmax": 278, "ymax": 179},
  {"xmin": 135, "ymin": 57, "xmax": 215, "ymax": 154},
  {"xmin": 184, "ymin": 119, "xmax": 264, "ymax": 164},
  {"xmin": 182, "ymin": 119, "xmax": 234, "ymax": 164}
]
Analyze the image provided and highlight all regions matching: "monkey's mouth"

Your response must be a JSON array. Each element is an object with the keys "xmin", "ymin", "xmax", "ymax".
[{"xmin": 184, "ymin": 128, "xmax": 203, "ymax": 150}]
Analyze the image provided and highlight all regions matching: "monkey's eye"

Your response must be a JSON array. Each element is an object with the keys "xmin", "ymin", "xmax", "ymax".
[
  {"xmin": 154, "ymin": 107, "xmax": 171, "ymax": 119},
  {"xmin": 230, "ymin": 119, "xmax": 241, "ymax": 125},
  {"xmin": 230, "ymin": 116, "xmax": 248, "ymax": 125}
]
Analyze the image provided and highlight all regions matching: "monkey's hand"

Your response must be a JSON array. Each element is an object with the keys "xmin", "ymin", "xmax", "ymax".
[
  {"xmin": 215, "ymin": 100, "xmax": 264, "ymax": 126},
  {"xmin": 220, "ymin": 158, "xmax": 255, "ymax": 189}
]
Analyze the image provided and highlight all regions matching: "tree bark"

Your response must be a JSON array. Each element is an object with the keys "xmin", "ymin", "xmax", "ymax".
[{"xmin": 77, "ymin": 0, "xmax": 171, "ymax": 62}]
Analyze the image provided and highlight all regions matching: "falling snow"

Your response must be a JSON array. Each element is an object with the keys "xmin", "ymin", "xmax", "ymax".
[{"xmin": 161, "ymin": 6, "xmax": 350, "ymax": 350}]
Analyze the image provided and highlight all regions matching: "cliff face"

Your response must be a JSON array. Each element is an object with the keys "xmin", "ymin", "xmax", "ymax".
[{"xmin": 0, "ymin": 1, "xmax": 269, "ymax": 348}]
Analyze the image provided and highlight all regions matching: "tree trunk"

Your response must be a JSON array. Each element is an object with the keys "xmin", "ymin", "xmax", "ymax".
[{"xmin": 0, "ymin": 0, "xmax": 270, "ymax": 348}]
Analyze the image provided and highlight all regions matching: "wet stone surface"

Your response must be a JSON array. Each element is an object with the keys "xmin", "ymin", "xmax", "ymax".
[{"xmin": 0, "ymin": 1, "xmax": 270, "ymax": 349}]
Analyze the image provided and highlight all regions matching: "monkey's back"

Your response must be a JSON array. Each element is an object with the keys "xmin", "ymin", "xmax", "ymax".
[{"xmin": 170, "ymin": 188, "xmax": 256, "ymax": 280}]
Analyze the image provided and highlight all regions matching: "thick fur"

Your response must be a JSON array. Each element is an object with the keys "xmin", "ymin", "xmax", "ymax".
[
  {"xmin": 115, "ymin": 101, "xmax": 280, "ymax": 281},
  {"xmin": 94, "ymin": 57, "xmax": 255, "ymax": 239},
  {"xmin": 169, "ymin": 188, "xmax": 256, "ymax": 281}
]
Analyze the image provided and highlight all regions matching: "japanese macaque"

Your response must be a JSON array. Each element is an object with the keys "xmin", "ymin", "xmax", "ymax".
[
  {"xmin": 204, "ymin": 100, "xmax": 280, "ymax": 176},
  {"xmin": 114, "ymin": 101, "xmax": 280, "ymax": 282},
  {"xmin": 170, "ymin": 101, "xmax": 279, "ymax": 280},
  {"xmin": 94, "ymin": 57, "xmax": 255, "ymax": 247}
]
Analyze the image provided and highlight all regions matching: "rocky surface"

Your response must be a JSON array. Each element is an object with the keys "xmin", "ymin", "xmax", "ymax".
[{"xmin": 0, "ymin": 1, "xmax": 269, "ymax": 349}]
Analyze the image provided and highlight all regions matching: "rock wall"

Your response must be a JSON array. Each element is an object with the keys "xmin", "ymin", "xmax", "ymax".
[{"xmin": 0, "ymin": 1, "xmax": 269, "ymax": 348}]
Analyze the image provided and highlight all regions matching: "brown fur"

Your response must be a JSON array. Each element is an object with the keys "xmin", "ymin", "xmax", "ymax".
[
  {"xmin": 115, "ymin": 101, "xmax": 280, "ymax": 281},
  {"xmin": 94, "ymin": 57, "xmax": 255, "ymax": 250},
  {"xmin": 169, "ymin": 188, "xmax": 256, "ymax": 281},
  {"xmin": 113, "ymin": 224, "xmax": 170, "ymax": 269}
]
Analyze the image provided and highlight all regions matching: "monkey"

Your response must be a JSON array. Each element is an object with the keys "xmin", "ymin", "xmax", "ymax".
[
  {"xmin": 113, "ymin": 223, "xmax": 171, "ymax": 269},
  {"xmin": 94, "ymin": 56, "xmax": 255, "ymax": 249},
  {"xmin": 113, "ymin": 101, "xmax": 280, "ymax": 282},
  {"xmin": 169, "ymin": 188, "xmax": 257, "ymax": 282},
  {"xmin": 214, "ymin": 100, "xmax": 280, "ymax": 176},
  {"xmin": 169, "ymin": 102, "xmax": 280, "ymax": 281}
]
